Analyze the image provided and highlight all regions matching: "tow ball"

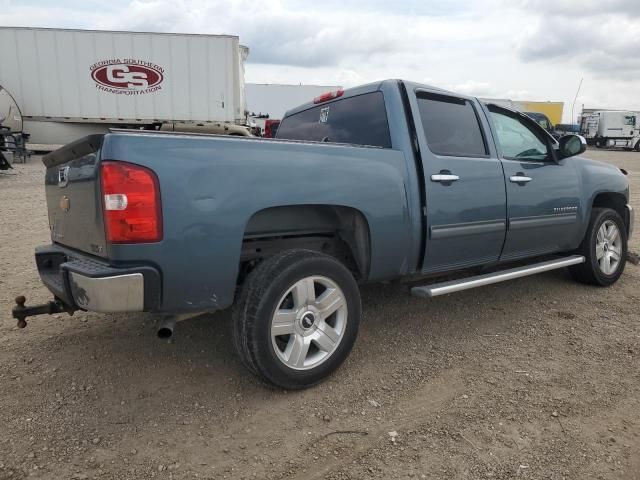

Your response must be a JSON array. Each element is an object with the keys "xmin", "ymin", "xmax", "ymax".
[{"xmin": 11, "ymin": 296, "xmax": 76, "ymax": 329}]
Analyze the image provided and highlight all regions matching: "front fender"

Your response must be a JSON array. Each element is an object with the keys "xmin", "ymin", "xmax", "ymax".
[{"xmin": 576, "ymin": 156, "xmax": 630, "ymax": 239}]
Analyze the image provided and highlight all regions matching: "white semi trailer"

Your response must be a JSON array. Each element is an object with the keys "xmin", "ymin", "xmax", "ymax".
[
  {"xmin": 0, "ymin": 27, "xmax": 250, "ymax": 147},
  {"xmin": 580, "ymin": 110, "xmax": 640, "ymax": 150}
]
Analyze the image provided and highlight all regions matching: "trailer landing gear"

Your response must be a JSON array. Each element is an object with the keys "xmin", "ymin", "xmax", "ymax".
[{"xmin": 11, "ymin": 296, "xmax": 76, "ymax": 329}]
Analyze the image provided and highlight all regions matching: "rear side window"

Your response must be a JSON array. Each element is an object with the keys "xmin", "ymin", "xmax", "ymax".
[
  {"xmin": 417, "ymin": 92, "xmax": 487, "ymax": 157},
  {"xmin": 276, "ymin": 92, "xmax": 391, "ymax": 148}
]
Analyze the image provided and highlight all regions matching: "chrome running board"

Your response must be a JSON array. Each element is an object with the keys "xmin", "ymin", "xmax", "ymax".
[{"xmin": 411, "ymin": 255, "xmax": 585, "ymax": 298}]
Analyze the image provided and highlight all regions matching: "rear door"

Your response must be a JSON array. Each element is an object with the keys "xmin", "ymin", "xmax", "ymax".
[
  {"xmin": 408, "ymin": 88, "xmax": 507, "ymax": 273},
  {"xmin": 484, "ymin": 105, "xmax": 581, "ymax": 261}
]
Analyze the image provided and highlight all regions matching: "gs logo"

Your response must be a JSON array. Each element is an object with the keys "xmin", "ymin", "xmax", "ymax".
[
  {"xmin": 91, "ymin": 62, "xmax": 164, "ymax": 91},
  {"xmin": 105, "ymin": 65, "xmax": 149, "ymax": 88}
]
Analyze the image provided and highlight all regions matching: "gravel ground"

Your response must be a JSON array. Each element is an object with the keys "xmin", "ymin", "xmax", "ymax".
[{"xmin": 0, "ymin": 149, "xmax": 639, "ymax": 480}]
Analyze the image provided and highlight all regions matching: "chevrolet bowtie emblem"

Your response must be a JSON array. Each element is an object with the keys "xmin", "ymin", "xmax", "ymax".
[{"xmin": 60, "ymin": 196, "xmax": 70, "ymax": 212}]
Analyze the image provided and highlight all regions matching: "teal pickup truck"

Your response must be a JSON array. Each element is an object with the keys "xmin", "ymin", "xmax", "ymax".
[{"xmin": 14, "ymin": 80, "xmax": 634, "ymax": 389}]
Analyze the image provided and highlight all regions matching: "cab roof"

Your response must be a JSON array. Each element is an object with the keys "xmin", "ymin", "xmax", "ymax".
[{"xmin": 282, "ymin": 79, "xmax": 457, "ymax": 118}]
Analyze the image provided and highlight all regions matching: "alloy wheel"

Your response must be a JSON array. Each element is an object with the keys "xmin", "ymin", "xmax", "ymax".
[
  {"xmin": 270, "ymin": 276, "xmax": 348, "ymax": 370},
  {"xmin": 595, "ymin": 220, "xmax": 622, "ymax": 275}
]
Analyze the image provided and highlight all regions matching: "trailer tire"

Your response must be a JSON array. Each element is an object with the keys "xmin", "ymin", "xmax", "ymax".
[
  {"xmin": 570, "ymin": 208, "xmax": 627, "ymax": 286},
  {"xmin": 232, "ymin": 249, "xmax": 361, "ymax": 390}
]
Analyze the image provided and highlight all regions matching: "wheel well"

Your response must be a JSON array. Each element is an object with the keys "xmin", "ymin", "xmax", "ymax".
[
  {"xmin": 239, "ymin": 205, "xmax": 371, "ymax": 283},
  {"xmin": 592, "ymin": 192, "xmax": 628, "ymax": 230}
]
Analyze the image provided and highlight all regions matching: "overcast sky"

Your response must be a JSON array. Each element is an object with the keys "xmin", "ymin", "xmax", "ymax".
[{"xmin": 2, "ymin": 0, "xmax": 639, "ymax": 122}]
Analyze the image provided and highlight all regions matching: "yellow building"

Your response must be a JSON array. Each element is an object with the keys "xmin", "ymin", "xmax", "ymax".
[{"xmin": 515, "ymin": 101, "xmax": 564, "ymax": 125}]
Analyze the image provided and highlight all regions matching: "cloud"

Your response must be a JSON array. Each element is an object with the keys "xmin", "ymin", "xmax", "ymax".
[
  {"xmin": 518, "ymin": 0, "xmax": 640, "ymax": 17},
  {"xmin": 0, "ymin": 0, "xmax": 513, "ymax": 71},
  {"xmin": 0, "ymin": 3, "xmax": 104, "ymax": 28},
  {"xmin": 517, "ymin": 15, "xmax": 640, "ymax": 78},
  {"xmin": 89, "ymin": 0, "xmax": 427, "ymax": 67},
  {"xmin": 448, "ymin": 81, "xmax": 495, "ymax": 97},
  {"xmin": 90, "ymin": 0, "xmax": 501, "ymax": 68},
  {"xmin": 0, "ymin": 0, "xmax": 638, "ymax": 119}
]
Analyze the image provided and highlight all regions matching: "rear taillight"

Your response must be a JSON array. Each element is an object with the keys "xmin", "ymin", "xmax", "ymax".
[
  {"xmin": 313, "ymin": 89, "xmax": 344, "ymax": 104},
  {"xmin": 100, "ymin": 161, "xmax": 162, "ymax": 244}
]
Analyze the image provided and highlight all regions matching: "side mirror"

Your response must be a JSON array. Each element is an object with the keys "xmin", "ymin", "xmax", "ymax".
[{"xmin": 558, "ymin": 134, "xmax": 587, "ymax": 159}]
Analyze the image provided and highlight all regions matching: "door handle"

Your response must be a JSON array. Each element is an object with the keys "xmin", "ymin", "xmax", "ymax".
[
  {"xmin": 510, "ymin": 174, "xmax": 532, "ymax": 184},
  {"xmin": 431, "ymin": 173, "xmax": 460, "ymax": 182}
]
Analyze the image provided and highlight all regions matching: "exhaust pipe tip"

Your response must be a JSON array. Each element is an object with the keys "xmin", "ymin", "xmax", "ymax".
[
  {"xmin": 156, "ymin": 317, "xmax": 176, "ymax": 339},
  {"xmin": 155, "ymin": 312, "xmax": 206, "ymax": 340},
  {"xmin": 157, "ymin": 326, "xmax": 174, "ymax": 339}
]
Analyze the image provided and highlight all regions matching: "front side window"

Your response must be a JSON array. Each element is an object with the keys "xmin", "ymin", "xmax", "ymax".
[
  {"xmin": 489, "ymin": 110, "xmax": 549, "ymax": 161},
  {"xmin": 624, "ymin": 115, "xmax": 636, "ymax": 126},
  {"xmin": 275, "ymin": 92, "xmax": 391, "ymax": 148},
  {"xmin": 417, "ymin": 93, "xmax": 487, "ymax": 157}
]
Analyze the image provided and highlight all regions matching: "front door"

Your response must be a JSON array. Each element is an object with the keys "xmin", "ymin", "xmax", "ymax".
[
  {"xmin": 484, "ymin": 105, "xmax": 582, "ymax": 261},
  {"xmin": 409, "ymin": 89, "xmax": 507, "ymax": 273}
]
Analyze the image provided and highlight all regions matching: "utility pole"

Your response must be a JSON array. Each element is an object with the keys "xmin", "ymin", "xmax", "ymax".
[{"xmin": 571, "ymin": 78, "xmax": 583, "ymax": 124}]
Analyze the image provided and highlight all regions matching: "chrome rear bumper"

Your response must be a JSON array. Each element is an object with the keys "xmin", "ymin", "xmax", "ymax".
[
  {"xmin": 68, "ymin": 272, "xmax": 144, "ymax": 312},
  {"xmin": 35, "ymin": 244, "xmax": 160, "ymax": 313}
]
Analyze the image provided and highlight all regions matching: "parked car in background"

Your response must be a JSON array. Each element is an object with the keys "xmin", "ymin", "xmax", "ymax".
[
  {"xmin": 524, "ymin": 111, "xmax": 554, "ymax": 134},
  {"xmin": 551, "ymin": 123, "xmax": 580, "ymax": 140},
  {"xmin": 14, "ymin": 80, "xmax": 634, "ymax": 390},
  {"xmin": 244, "ymin": 117, "xmax": 280, "ymax": 137},
  {"xmin": 263, "ymin": 119, "xmax": 280, "ymax": 138},
  {"xmin": 554, "ymin": 123, "xmax": 580, "ymax": 134}
]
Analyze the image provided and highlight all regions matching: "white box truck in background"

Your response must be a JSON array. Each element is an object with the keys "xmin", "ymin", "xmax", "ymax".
[
  {"xmin": 0, "ymin": 27, "xmax": 250, "ymax": 148},
  {"xmin": 580, "ymin": 110, "xmax": 640, "ymax": 150}
]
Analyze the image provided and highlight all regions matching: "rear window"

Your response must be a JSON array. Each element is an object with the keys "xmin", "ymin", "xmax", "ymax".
[
  {"xmin": 417, "ymin": 92, "xmax": 487, "ymax": 157},
  {"xmin": 275, "ymin": 92, "xmax": 391, "ymax": 148}
]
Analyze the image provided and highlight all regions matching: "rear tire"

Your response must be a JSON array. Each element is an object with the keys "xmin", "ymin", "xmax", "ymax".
[
  {"xmin": 232, "ymin": 250, "xmax": 361, "ymax": 390},
  {"xmin": 634, "ymin": 140, "xmax": 640, "ymax": 152},
  {"xmin": 569, "ymin": 208, "xmax": 627, "ymax": 286}
]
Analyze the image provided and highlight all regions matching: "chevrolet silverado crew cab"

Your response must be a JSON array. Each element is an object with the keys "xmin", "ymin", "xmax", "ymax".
[{"xmin": 13, "ymin": 80, "xmax": 634, "ymax": 390}]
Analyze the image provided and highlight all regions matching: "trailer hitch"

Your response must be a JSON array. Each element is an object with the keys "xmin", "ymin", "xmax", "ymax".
[{"xmin": 11, "ymin": 296, "xmax": 76, "ymax": 329}]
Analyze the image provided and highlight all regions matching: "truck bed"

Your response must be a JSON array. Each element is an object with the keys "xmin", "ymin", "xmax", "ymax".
[{"xmin": 41, "ymin": 131, "xmax": 418, "ymax": 312}]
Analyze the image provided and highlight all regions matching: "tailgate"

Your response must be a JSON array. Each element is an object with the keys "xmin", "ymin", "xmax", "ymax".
[{"xmin": 43, "ymin": 135, "xmax": 107, "ymax": 258}]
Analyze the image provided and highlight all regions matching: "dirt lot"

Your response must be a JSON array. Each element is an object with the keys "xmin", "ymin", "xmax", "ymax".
[{"xmin": 1, "ymin": 149, "xmax": 639, "ymax": 480}]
